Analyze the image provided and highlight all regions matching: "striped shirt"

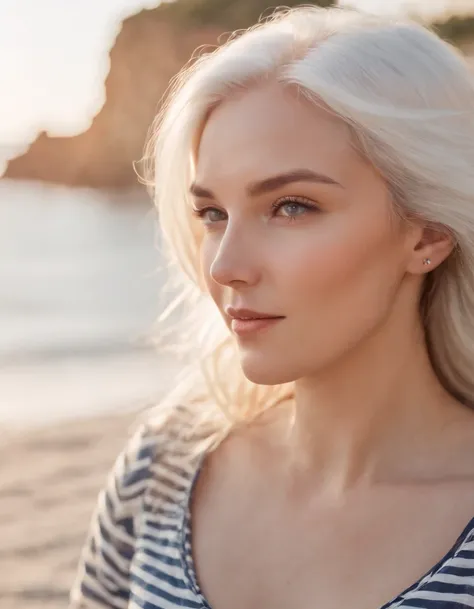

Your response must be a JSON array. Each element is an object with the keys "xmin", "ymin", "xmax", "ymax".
[{"xmin": 69, "ymin": 409, "xmax": 474, "ymax": 609}]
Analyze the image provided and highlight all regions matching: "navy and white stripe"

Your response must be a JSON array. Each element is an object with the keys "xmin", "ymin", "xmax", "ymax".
[{"xmin": 69, "ymin": 411, "xmax": 474, "ymax": 609}]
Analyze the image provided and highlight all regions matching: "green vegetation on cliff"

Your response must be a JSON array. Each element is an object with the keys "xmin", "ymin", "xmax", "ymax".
[
  {"xmin": 157, "ymin": 1, "xmax": 474, "ymax": 42},
  {"xmin": 157, "ymin": 0, "xmax": 334, "ymax": 29},
  {"xmin": 434, "ymin": 14, "xmax": 474, "ymax": 45}
]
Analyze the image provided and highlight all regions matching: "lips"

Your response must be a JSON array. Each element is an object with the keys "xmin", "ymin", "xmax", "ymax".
[
  {"xmin": 225, "ymin": 306, "xmax": 284, "ymax": 320},
  {"xmin": 225, "ymin": 306, "xmax": 285, "ymax": 337}
]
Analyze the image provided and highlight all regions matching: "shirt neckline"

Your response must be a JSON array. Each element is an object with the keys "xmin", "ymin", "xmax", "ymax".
[
  {"xmin": 177, "ymin": 453, "xmax": 474, "ymax": 609},
  {"xmin": 379, "ymin": 513, "xmax": 474, "ymax": 609}
]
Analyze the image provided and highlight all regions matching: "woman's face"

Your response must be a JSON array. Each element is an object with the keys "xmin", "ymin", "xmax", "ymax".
[{"xmin": 192, "ymin": 82, "xmax": 422, "ymax": 385}]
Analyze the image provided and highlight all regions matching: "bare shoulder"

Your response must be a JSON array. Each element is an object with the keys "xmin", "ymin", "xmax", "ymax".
[{"xmin": 193, "ymin": 403, "xmax": 291, "ymax": 508}]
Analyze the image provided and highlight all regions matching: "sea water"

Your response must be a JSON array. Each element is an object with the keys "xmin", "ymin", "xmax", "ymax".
[{"xmin": 0, "ymin": 179, "xmax": 179, "ymax": 427}]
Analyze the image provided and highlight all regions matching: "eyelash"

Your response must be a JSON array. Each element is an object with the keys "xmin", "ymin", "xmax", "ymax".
[
  {"xmin": 192, "ymin": 196, "xmax": 320, "ymax": 224},
  {"xmin": 271, "ymin": 196, "xmax": 320, "ymax": 221}
]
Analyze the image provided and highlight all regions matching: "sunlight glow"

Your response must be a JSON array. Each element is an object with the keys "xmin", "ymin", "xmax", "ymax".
[{"xmin": 0, "ymin": 0, "xmax": 162, "ymax": 175}]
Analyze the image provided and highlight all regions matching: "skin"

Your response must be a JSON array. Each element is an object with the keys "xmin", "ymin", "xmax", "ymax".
[{"xmin": 188, "ymin": 81, "xmax": 474, "ymax": 609}]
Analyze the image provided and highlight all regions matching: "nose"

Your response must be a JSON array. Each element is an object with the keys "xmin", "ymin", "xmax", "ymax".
[{"xmin": 209, "ymin": 224, "xmax": 261, "ymax": 288}]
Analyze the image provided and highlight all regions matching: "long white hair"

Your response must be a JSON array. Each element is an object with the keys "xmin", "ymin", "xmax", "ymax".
[{"xmin": 144, "ymin": 5, "xmax": 474, "ymax": 443}]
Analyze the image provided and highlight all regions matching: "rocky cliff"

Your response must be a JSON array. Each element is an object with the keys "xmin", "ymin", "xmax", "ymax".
[{"xmin": 5, "ymin": 4, "xmax": 472, "ymax": 190}]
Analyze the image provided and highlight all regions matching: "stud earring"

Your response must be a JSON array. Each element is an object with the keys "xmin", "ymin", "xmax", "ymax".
[{"xmin": 423, "ymin": 258, "xmax": 431, "ymax": 266}]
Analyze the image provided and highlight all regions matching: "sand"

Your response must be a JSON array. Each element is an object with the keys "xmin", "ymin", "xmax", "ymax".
[{"xmin": 0, "ymin": 410, "xmax": 144, "ymax": 609}]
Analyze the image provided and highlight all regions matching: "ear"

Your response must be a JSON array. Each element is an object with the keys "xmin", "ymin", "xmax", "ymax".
[{"xmin": 407, "ymin": 224, "xmax": 455, "ymax": 275}]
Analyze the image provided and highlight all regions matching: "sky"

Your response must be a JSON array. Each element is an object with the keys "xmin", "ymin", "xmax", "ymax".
[
  {"xmin": 0, "ymin": 0, "xmax": 161, "ymax": 175},
  {"xmin": 1, "ymin": 0, "xmax": 473, "ymax": 176}
]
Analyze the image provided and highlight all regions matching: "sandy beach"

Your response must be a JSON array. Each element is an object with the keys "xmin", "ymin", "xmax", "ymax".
[{"xmin": 0, "ymin": 410, "xmax": 145, "ymax": 609}]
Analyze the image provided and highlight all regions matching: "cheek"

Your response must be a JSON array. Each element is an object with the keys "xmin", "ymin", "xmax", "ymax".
[{"xmin": 281, "ymin": 214, "xmax": 403, "ymax": 315}]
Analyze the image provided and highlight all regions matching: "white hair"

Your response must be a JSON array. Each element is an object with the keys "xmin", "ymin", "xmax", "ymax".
[{"xmin": 144, "ymin": 5, "xmax": 474, "ymax": 441}]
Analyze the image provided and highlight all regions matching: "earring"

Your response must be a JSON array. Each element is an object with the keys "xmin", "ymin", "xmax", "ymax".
[{"xmin": 423, "ymin": 258, "xmax": 431, "ymax": 266}]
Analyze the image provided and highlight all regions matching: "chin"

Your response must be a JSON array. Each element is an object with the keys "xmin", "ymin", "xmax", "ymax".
[{"xmin": 240, "ymin": 354, "xmax": 300, "ymax": 386}]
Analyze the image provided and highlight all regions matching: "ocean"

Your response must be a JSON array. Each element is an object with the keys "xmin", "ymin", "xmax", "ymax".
[{"xmin": 0, "ymin": 179, "xmax": 179, "ymax": 428}]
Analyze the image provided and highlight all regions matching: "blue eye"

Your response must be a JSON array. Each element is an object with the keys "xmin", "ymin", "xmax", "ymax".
[
  {"xmin": 277, "ymin": 202, "xmax": 308, "ymax": 217},
  {"xmin": 272, "ymin": 197, "xmax": 319, "ymax": 219},
  {"xmin": 192, "ymin": 207, "xmax": 227, "ymax": 223}
]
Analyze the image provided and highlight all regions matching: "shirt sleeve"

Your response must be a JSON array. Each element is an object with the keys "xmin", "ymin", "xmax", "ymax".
[{"xmin": 68, "ymin": 423, "xmax": 156, "ymax": 609}]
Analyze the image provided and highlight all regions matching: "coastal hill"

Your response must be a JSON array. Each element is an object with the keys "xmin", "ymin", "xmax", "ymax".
[
  {"xmin": 5, "ymin": 10, "xmax": 222, "ymax": 189},
  {"xmin": 5, "ymin": 2, "xmax": 473, "ymax": 190}
]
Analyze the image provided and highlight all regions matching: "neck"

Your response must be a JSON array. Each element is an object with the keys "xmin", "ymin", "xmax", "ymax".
[{"xmin": 285, "ymin": 294, "xmax": 463, "ymax": 495}]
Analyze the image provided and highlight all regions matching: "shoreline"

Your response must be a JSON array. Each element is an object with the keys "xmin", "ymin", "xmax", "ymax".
[{"xmin": 0, "ymin": 348, "xmax": 180, "ymax": 429}]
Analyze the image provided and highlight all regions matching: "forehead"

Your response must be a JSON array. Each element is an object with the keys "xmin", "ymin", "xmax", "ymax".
[{"xmin": 195, "ymin": 82, "xmax": 356, "ymax": 187}]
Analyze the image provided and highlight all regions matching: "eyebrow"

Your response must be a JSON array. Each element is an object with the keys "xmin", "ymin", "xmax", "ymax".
[{"xmin": 189, "ymin": 169, "xmax": 343, "ymax": 199}]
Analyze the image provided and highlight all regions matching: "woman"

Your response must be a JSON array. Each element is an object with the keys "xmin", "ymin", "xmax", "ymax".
[{"xmin": 70, "ymin": 6, "xmax": 474, "ymax": 609}]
